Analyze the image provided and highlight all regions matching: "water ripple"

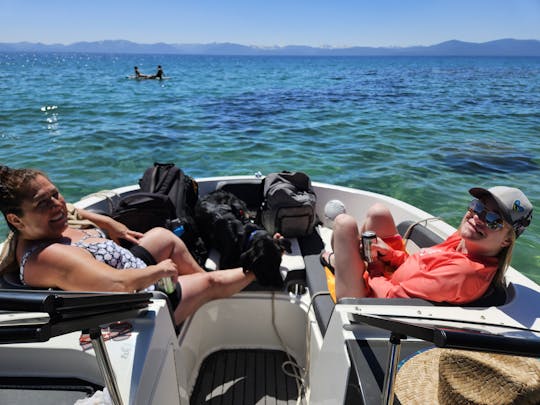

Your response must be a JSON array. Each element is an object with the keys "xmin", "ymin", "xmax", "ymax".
[{"xmin": 1, "ymin": 53, "xmax": 539, "ymax": 281}]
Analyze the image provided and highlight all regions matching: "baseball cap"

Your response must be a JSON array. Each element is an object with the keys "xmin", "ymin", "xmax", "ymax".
[{"xmin": 469, "ymin": 186, "xmax": 533, "ymax": 237}]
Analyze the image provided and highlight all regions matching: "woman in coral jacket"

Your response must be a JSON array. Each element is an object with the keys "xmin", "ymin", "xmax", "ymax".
[{"xmin": 321, "ymin": 186, "xmax": 533, "ymax": 304}]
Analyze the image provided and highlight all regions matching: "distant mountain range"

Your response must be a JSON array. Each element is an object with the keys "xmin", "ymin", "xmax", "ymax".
[{"xmin": 1, "ymin": 39, "xmax": 539, "ymax": 56}]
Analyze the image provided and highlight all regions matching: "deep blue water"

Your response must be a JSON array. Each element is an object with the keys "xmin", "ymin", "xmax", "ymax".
[{"xmin": 1, "ymin": 53, "xmax": 539, "ymax": 282}]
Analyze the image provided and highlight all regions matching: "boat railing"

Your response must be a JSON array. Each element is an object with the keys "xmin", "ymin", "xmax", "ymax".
[{"xmin": 0, "ymin": 290, "xmax": 152, "ymax": 405}]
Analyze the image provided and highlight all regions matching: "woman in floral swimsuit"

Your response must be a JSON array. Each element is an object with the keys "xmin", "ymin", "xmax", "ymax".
[{"xmin": 1, "ymin": 166, "xmax": 277, "ymax": 324}]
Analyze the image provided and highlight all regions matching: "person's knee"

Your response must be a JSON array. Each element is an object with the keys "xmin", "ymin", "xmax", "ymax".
[
  {"xmin": 147, "ymin": 226, "xmax": 171, "ymax": 236},
  {"xmin": 142, "ymin": 227, "xmax": 171, "ymax": 241},
  {"xmin": 363, "ymin": 203, "xmax": 397, "ymax": 236},
  {"xmin": 333, "ymin": 213, "xmax": 358, "ymax": 234},
  {"xmin": 141, "ymin": 227, "xmax": 187, "ymax": 256},
  {"xmin": 365, "ymin": 203, "xmax": 392, "ymax": 221}
]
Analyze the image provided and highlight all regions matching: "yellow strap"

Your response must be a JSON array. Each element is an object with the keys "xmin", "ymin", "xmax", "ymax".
[{"xmin": 324, "ymin": 266, "xmax": 337, "ymax": 303}]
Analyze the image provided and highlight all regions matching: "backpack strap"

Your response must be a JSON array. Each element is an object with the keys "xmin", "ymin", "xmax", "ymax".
[
  {"xmin": 140, "ymin": 162, "xmax": 179, "ymax": 194},
  {"xmin": 149, "ymin": 165, "xmax": 159, "ymax": 193},
  {"xmin": 152, "ymin": 164, "xmax": 180, "ymax": 195}
]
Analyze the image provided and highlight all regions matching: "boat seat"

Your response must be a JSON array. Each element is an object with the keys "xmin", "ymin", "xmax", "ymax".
[
  {"xmin": 0, "ymin": 290, "xmax": 152, "ymax": 405},
  {"xmin": 205, "ymin": 237, "xmax": 306, "ymax": 291},
  {"xmin": 299, "ymin": 230, "xmax": 332, "ymax": 334},
  {"xmin": 1, "ymin": 271, "xmax": 22, "ymax": 289},
  {"xmin": 396, "ymin": 220, "xmax": 445, "ymax": 250},
  {"xmin": 1, "ymin": 270, "xmax": 51, "ymax": 290},
  {"xmin": 212, "ymin": 178, "xmax": 307, "ymax": 290},
  {"xmin": 215, "ymin": 178, "xmax": 264, "ymax": 213}
]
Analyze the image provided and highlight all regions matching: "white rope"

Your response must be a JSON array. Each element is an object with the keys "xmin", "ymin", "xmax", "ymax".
[
  {"xmin": 80, "ymin": 190, "xmax": 120, "ymax": 212},
  {"xmin": 271, "ymin": 289, "xmax": 332, "ymax": 405},
  {"xmin": 271, "ymin": 291, "xmax": 307, "ymax": 404}
]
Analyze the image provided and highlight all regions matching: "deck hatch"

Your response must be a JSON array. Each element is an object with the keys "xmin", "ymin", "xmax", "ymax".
[{"xmin": 190, "ymin": 349, "xmax": 300, "ymax": 404}]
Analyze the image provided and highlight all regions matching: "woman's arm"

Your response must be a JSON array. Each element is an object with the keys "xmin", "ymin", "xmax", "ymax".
[
  {"xmin": 77, "ymin": 208, "xmax": 143, "ymax": 245},
  {"xmin": 367, "ymin": 261, "xmax": 490, "ymax": 303},
  {"xmin": 23, "ymin": 243, "xmax": 177, "ymax": 292}
]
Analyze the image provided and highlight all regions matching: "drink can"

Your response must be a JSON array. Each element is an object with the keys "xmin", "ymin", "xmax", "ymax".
[
  {"xmin": 361, "ymin": 231, "xmax": 377, "ymax": 263},
  {"xmin": 157, "ymin": 277, "xmax": 176, "ymax": 294}
]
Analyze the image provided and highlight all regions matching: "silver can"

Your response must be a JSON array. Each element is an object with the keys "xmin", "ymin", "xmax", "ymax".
[
  {"xmin": 361, "ymin": 231, "xmax": 377, "ymax": 263},
  {"xmin": 157, "ymin": 277, "xmax": 176, "ymax": 294}
]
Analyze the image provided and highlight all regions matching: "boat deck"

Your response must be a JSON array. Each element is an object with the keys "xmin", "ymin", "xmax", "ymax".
[{"xmin": 190, "ymin": 349, "xmax": 300, "ymax": 405}]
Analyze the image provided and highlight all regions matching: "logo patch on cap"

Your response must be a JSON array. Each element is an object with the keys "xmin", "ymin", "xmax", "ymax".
[{"xmin": 513, "ymin": 200, "xmax": 525, "ymax": 213}]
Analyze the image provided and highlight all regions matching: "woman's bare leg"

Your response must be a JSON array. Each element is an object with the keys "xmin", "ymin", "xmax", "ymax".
[
  {"xmin": 173, "ymin": 269, "xmax": 256, "ymax": 324},
  {"xmin": 361, "ymin": 203, "xmax": 399, "ymax": 238},
  {"xmin": 332, "ymin": 213, "xmax": 368, "ymax": 300},
  {"xmin": 138, "ymin": 227, "xmax": 205, "ymax": 275},
  {"xmin": 332, "ymin": 204, "xmax": 398, "ymax": 300}
]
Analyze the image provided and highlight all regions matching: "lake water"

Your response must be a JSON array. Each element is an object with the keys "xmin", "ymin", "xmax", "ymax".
[{"xmin": 1, "ymin": 53, "xmax": 539, "ymax": 282}]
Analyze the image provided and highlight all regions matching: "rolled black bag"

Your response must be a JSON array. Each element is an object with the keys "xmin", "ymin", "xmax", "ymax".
[
  {"xmin": 110, "ymin": 162, "xmax": 208, "ymax": 265},
  {"xmin": 111, "ymin": 192, "xmax": 176, "ymax": 234}
]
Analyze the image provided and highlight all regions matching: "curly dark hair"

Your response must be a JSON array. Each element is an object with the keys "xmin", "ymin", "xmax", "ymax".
[{"xmin": 0, "ymin": 166, "xmax": 46, "ymax": 231}]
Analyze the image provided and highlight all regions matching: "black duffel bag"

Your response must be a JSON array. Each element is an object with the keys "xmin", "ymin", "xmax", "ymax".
[{"xmin": 260, "ymin": 171, "xmax": 318, "ymax": 237}]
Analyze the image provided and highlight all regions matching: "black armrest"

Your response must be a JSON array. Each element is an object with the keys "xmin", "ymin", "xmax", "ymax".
[
  {"xmin": 0, "ymin": 290, "xmax": 151, "ymax": 344},
  {"xmin": 348, "ymin": 312, "xmax": 540, "ymax": 357},
  {"xmin": 339, "ymin": 297, "xmax": 434, "ymax": 307}
]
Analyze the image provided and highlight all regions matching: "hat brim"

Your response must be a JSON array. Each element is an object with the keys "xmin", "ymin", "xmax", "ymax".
[
  {"xmin": 469, "ymin": 187, "xmax": 513, "ymax": 225},
  {"xmin": 395, "ymin": 348, "xmax": 540, "ymax": 404},
  {"xmin": 395, "ymin": 348, "xmax": 440, "ymax": 404}
]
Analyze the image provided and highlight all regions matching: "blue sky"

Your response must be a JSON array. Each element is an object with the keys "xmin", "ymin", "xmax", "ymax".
[{"xmin": 1, "ymin": 0, "xmax": 539, "ymax": 47}]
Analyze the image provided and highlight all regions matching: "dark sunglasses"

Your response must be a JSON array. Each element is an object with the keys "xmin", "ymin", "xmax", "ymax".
[{"xmin": 468, "ymin": 199, "xmax": 503, "ymax": 230}]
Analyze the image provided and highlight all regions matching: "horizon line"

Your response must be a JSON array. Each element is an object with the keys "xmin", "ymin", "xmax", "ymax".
[{"xmin": 4, "ymin": 37, "xmax": 540, "ymax": 49}]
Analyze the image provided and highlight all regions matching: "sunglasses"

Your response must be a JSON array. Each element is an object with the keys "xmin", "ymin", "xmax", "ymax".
[
  {"xmin": 468, "ymin": 199, "xmax": 503, "ymax": 230},
  {"xmin": 79, "ymin": 321, "xmax": 132, "ymax": 350}
]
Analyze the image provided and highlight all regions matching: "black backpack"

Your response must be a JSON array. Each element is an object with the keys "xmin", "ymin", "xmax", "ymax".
[
  {"xmin": 112, "ymin": 163, "xmax": 207, "ymax": 265},
  {"xmin": 260, "ymin": 171, "xmax": 318, "ymax": 237},
  {"xmin": 139, "ymin": 163, "xmax": 199, "ymax": 219}
]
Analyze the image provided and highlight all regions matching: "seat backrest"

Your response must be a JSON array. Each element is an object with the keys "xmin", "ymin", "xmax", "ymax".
[
  {"xmin": 1, "ymin": 271, "xmax": 37, "ymax": 290},
  {"xmin": 215, "ymin": 179, "xmax": 264, "ymax": 213},
  {"xmin": 397, "ymin": 220, "xmax": 444, "ymax": 252}
]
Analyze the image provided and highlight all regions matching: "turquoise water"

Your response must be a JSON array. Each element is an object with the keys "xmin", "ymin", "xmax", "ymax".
[{"xmin": 1, "ymin": 53, "xmax": 539, "ymax": 282}]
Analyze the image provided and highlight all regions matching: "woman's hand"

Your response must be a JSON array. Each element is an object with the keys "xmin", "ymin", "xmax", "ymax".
[
  {"xmin": 363, "ymin": 237, "xmax": 394, "ymax": 277},
  {"xmin": 372, "ymin": 237, "xmax": 393, "ymax": 260},
  {"xmin": 151, "ymin": 259, "xmax": 178, "ymax": 280},
  {"xmin": 78, "ymin": 208, "xmax": 143, "ymax": 245},
  {"xmin": 106, "ymin": 222, "xmax": 144, "ymax": 246},
  {"xmin": 359, "ymin": 237, "xmax": 393, "ymax": 263}
]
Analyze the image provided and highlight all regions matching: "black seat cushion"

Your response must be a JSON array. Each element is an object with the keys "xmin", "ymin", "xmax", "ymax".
[
  {"xmin": 397, "ymin": 220, "xmax": 444, "ymax": 248},
  {"xmin": 300, "ymin": 232, "xmax": 334, "ymax": 335}
]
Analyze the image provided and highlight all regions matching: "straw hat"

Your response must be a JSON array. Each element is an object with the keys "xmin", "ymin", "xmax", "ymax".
[{"xmin": 395, "ymin": 348, "xmax": 540, "ymax": 405}]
